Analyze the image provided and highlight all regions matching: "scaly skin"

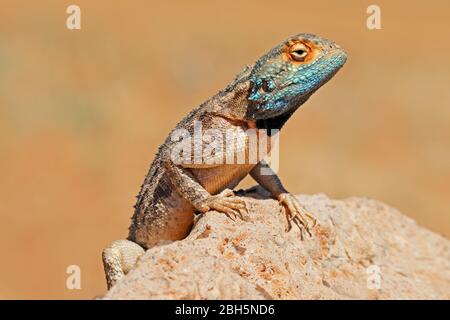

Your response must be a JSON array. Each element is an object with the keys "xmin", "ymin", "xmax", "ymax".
[{"xmin": 102, "ymin": 33, "xmax": 347, "ymax": 289}]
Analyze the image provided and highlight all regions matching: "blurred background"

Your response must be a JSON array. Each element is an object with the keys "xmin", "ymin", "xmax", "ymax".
[{"xmin": 0, "ymin": 0, "xmax": 449, "ymax": 299}]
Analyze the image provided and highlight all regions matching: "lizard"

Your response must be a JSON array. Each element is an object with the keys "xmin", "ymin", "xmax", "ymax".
[{"xmin": 102, "ymin": 33, "xmax": 347, "ymax": 289}]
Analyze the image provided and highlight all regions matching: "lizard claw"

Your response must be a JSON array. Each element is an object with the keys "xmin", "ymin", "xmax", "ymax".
[
  {"xmin": 198, "ymin": 190, "xmax": 247, "ymax": 221},
  {"xmin": 278, "ymin": 193, "xmax": 316, "ymax": 239}
]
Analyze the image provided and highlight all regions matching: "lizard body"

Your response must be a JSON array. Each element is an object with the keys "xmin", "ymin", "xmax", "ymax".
[{"xmin": 102, "ymin": 33, "xmax": 347, "ymax": 289}]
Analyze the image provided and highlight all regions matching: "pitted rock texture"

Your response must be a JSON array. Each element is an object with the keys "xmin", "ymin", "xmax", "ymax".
[{"xmin": 103, "ymin": 188, "xmax": 450, "ymax": 299}]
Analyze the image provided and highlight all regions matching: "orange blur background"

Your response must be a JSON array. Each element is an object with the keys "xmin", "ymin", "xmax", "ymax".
[{"xmin": 0, "ymin": 1, "xmax": 449, "ymax": 299}]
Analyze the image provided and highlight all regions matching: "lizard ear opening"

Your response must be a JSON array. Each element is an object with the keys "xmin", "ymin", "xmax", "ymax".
[{"xmin": 246, "ymin": 74, "xmax": 292, "ymax": 120}]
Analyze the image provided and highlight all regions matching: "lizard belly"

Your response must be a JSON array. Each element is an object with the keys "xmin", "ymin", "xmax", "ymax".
[{"xmin": 192, "ymin": 164, "xmax": 255, "ymax": 195}]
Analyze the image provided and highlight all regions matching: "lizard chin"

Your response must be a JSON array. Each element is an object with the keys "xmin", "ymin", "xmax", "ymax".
[{"xmin": 246, "ymin": 92, "xmax": 311, "ymax": 122}]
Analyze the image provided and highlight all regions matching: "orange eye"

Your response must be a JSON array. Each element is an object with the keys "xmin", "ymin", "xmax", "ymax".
[{"xmin": 289, "ymin": 43, "xmax": 310, "ymax": 62}]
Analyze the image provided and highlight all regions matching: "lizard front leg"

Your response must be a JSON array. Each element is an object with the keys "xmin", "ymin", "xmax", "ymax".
[
  {"xmin": 164, "ymin": 159, "xmax": 247, "ymax": 220},
  {"xmin": 250, "ymin": 160, "xmax": 316, "ymax": 238}
]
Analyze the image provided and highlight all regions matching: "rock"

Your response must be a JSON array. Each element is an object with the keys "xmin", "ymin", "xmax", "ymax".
[{"xmin": 103, "ymin": 187, "xmax": 450, "ymax": 299}]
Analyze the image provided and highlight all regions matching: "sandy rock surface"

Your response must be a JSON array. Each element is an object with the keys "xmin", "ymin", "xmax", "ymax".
[{"xmin": 104, "ymin": 187, "xmax": 450, "ymax": 299}]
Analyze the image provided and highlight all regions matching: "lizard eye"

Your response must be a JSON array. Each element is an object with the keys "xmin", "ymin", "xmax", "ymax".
[{"xmin": 288, "ymin": 43, "xmax": 310, "ymax": 62}]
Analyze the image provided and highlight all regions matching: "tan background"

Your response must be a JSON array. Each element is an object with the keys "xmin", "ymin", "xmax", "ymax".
[{"xmin": 0, "ymin": 1, "xmax": 449, "ymax": 299}]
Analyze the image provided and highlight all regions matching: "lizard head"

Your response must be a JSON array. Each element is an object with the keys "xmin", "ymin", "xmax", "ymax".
[{"xmin": 246, "ymin": 33, "xmax": 347, "ymax": 120}]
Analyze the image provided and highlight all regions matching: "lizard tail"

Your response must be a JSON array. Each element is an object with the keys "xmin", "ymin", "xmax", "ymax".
[{"xmin": 102, "ymin": 239, "xmax": 145, "ymax": 290}]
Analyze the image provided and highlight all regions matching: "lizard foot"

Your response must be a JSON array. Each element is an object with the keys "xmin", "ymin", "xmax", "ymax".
[
  {"xmin": 278, "ymin": 193, "xmax": 316, "ymax": 239},
  {"xmin": 197, "ymin": 189, "xmax": 247, "ymax": 221}
]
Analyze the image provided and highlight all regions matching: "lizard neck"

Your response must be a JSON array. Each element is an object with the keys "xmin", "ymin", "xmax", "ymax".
[
  {"xmin": 208, "ymin": 65, "xmax": 253, "ymax": 121},
  {"xmin": 255, "ymin": 94, "xmax": 311, "ymax": 134},
  {"xmin": 255, "ymin": 111, "xmax": 294, "ymax": 133},
  {"xmin": 209, "ymin": 64, "xmax": 311, "ymax": 131}
]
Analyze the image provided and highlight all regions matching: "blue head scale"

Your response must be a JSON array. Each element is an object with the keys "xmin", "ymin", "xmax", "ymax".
[{"xmin": 246, "ymin": 33, "xmax": 347, "ymax": 120}]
